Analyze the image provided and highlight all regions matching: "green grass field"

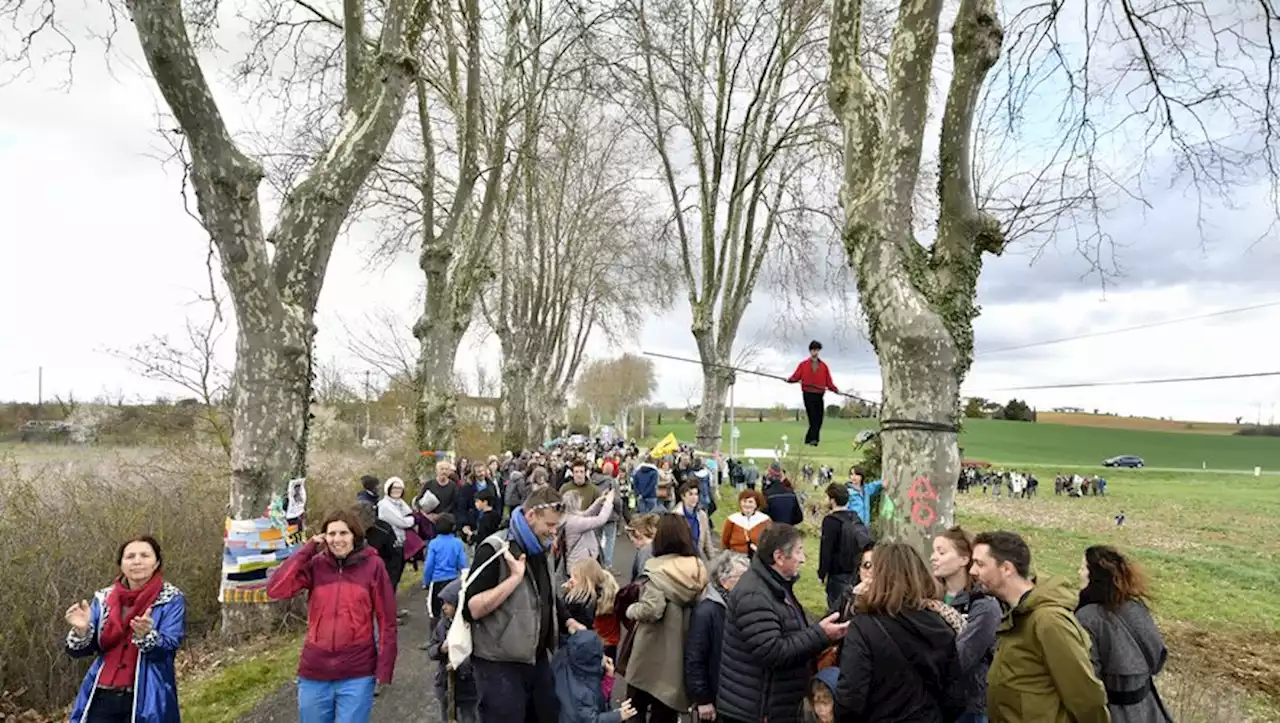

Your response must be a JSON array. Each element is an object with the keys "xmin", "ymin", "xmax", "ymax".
[
  {"xmin": 650, "ymin": 418, "xmax": 1280, "ymax": 471},
  {"xmin": 705, "ymin": 461, "xmax": 1280, "ymax": 718}
]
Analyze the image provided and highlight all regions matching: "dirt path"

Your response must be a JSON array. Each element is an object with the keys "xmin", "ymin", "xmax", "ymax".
[{"xmin": 238, "ymin": 532, "xmax": 640, "ymax": 722}]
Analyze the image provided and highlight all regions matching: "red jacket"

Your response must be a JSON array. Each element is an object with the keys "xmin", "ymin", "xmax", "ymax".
[
  {"xmin": 267, "ymin": 541, "xmax": 398, "ymax": 683},
  {"xmin": 788, "ymin": 358, "xmax": 838, "ymax": 394}
]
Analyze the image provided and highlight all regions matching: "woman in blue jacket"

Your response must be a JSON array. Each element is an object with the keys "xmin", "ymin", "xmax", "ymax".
[{"xmin": 64, "ymin": 535, "xmax": 186, "ymax": 723}]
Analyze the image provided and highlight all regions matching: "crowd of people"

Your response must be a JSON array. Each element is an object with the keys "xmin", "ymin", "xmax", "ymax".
[
  {"xmin": 61, "ymin": 438, "xmax": 1172, "ymax": 723},
  {"xmin": 957, "ymin": 468, "xmax": 1109, "ymax": 499}
]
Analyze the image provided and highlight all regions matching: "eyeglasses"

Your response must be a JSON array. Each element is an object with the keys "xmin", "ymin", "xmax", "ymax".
[{"xmin": 530, "ymin": 502, "xmax": 565, "ymax": 512}]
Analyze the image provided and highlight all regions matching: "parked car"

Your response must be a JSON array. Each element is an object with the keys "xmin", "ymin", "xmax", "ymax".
[{"xmin": 1103, "ymin": 455, "xmax": 1145, "ymax": 468}]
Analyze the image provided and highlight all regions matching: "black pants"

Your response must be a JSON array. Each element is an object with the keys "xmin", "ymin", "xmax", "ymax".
[
  {"xmin": 627, "ymin": 685, "xmax": 679, "ymax": 723},
  {"xmin": 385, "ymin": 548, "xmax": 406, "ymax": 590},
  {"xmin": 824, "ymin": 572, "xmax": 853, "ymax": 613},
  {"xmin": 473, "ymin": 654, "xmax": 558, "ymax": 722},
  {"xmin": 86, "ymin": 689, "xmax": 133, "ymax": 723},
  {"xmin": 803, "ymin": 391, "xmax": 825, "ymax": 444}
]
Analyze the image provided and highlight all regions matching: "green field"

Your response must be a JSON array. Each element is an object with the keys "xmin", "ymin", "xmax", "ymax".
[
  {"xmin": 649, "ymin": 418, "xmax": 1280, "ymax": 471},
  {"xmin": 702, "ymin": 460, "xmax": 1280, "ymax": 719}
]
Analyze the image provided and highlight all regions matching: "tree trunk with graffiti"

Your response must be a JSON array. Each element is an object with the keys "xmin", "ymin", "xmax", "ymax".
[{"xmin": 829, "ymin": 0, "xmax": 1005, "ymax": 557}]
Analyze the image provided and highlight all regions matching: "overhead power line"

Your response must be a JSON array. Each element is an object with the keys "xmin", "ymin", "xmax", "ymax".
[
  {"xmin": 974, "ymin": 299, "xmax": 1280, "ymax": 357},
  {"xmin": 990, "ymin": 370, "xmax": 1280, "ymax": 392}
]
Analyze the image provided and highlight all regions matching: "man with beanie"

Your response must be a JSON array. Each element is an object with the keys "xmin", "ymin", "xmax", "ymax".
[{"xmin": 787, "ymin": 340, "xmax": 839, "ymax": 446}]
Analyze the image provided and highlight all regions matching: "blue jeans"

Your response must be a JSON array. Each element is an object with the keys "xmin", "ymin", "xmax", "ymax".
[
  {"xmin": 600, "ymin": 520, "xmax": 618, "ymax": 569},
  {"xmin": 636, "ymin": 497, "xmax": 663, "ymax": 514},
  {"xmin": 297, "ymin": 676, "xmax": 376, "ymax": 723},
  {"xmin": 955, "ymin": 714, "xmax": 988, "ymax": 723}
]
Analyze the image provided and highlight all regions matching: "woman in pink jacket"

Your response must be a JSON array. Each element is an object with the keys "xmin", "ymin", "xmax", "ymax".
[
  {"xmin": 558, "ymin": 488, "xmax": 616, "ymax": 572},
  {"xmin": 268, "ymin": 509, "xmax": 398, "ymax": 723}
]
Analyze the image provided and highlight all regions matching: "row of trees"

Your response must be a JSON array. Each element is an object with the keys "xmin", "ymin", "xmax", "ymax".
[
  {"xmin": 963, "ymin": 397, "xmax": 1035, "ymax": 422},
  {"xmin": 6, "ymin": 0, "xmax": 1277, "ymax": 625}
]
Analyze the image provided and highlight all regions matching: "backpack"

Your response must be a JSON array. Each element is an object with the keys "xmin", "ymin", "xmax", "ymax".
[{"xmin": 837, "ymin": 511, "xmax": 874, "ymax": 570}]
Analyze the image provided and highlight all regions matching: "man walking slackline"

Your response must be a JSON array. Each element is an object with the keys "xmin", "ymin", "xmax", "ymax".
[{"xmin": 787, "ymin": 340, "xmax": 839, "ymax": 446}]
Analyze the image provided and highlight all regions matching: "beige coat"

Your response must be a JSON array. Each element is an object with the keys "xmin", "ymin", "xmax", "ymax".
[{"xmin": 624, "ymin": 554, "xmax": 708, "ymax": 710}]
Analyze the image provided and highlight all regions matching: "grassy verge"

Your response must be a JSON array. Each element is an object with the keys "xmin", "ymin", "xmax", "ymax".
[
  {"xmin": 178, "ymin": 635, "xmax": 304, "ymax": 723},
  {"xmin": 176, "ymin": 568, "xmax": 420, "ymax": 721}
]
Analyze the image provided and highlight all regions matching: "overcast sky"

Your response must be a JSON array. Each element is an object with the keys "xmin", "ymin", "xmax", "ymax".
[{"xmin": 2, "ymin": 7, "xmax": 1279, "ymax": 425}]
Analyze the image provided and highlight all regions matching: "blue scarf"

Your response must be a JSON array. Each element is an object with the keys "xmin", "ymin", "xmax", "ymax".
[
  {"xmin": 683, "ymin": 504, "xmax": 701, "ymax": 549},
  {"xmin": 509, "ymin": 505, "xmax": 550, "ymax": 555}
]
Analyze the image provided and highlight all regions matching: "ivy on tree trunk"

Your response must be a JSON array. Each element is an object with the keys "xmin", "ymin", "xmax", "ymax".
[{"xmin": 829, "ymin": 0, "xmax": 1005, "ymax": 558}]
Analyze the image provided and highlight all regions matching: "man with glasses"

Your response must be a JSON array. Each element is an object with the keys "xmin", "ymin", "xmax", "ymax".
[{"xmin": 463, "ymin": 486, "xmax": 585, "ymax": 720}]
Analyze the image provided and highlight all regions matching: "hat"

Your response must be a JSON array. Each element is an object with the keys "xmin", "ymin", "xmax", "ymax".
[
  {"xmin": 809, "ymin": 340, "xmax": 822, "ymax": 350},
  {"xmin": 383, "ymin": 476, "xmax": 405, "ymax": 496},
  {"xmin": 439, "ymin": 578, "xmax": 463, "ymax": 607},
  {"xmin": 814, "ymin": 666, "xmax": 839, "ymax": 694}
]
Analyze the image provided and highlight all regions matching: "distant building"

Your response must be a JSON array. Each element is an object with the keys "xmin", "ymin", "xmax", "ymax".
[{"xmin": 1052, "ymin": 406, "xmax": 1085, "ymax": 413}]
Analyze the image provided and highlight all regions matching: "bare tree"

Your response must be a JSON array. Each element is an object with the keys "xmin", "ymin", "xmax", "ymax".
[
  {"xmin": 5, "ymin": 0, "xmax": 433, "ymax": 634},
  {"xmin": 485, "ymin": 79, "xmax": 659, "ymax": 449},
  {"xmin": 573, "ymin": 354, "xmax": 657, "ymax": 436},
  {"xmin": 342, "ymin": 308, "xmax": 421, "ymax": 391},
  {"xmin": 604, "ymin": 0, "xmax": 837, "ymax": 452},
  {"xmin": 829, "ymin": 0, "xmax": 1280, "ymax": 556},
  {"xmin": 113, "ymin": 308, "xmax": 234, "ymax": 457}
]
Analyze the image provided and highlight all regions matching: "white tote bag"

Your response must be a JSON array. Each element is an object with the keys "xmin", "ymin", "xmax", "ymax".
[{"xmin": 445, "ymin": 541, "xmax": 509, "ymax": 669}]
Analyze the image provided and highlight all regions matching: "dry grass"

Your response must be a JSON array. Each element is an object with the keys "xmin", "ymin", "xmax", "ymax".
[
  {"xmin": 1038, "ymin": 412, "xmax": 1244, "ymax": 435},
  {"xmin": 0, "ymin": 441, "xmax": 389, "ymax": 715}
]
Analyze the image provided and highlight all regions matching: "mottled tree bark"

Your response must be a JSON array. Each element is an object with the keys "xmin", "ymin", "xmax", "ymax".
[
  {"xmin": 409, "ymin": 0, "xmax": 517, "ymax": 470},
  {"xmin": 829, "ymin": 0, "xmax": 1004, "ymax": 557},
  {"xmin": 126, "ymin": 0, "xmax": 430, "ymax": 634}
]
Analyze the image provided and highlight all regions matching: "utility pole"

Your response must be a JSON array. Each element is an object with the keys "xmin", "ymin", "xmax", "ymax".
[
  {"xmin": 728, "ymin": 371, "xmax": 737, "ymax": 458},
  {"xmin": 363, "ymin": 370, "xmax": 372, "ymax": 444},
  {"xmin": 35, "ymin": 366, "xmax": 43, "ymax": 421}
]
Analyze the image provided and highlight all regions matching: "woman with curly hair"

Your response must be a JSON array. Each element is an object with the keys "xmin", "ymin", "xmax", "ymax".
[
  {"xmin": 719, "ymin": 489, "xmax": 770, "ymax": 556},
  {"xmin": 1076, "ymin": 545, "xmax": 1172, "ymax": 723}
]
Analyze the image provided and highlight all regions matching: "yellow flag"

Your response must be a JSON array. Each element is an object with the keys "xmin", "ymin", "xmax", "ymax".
[{"xmin": 651, "ymin": 432, "xmax": 679, "ymax": 458}]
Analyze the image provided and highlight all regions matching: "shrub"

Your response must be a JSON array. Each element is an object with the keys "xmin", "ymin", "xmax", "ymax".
[
  {"xmin": 1236, "ymin": 425, "xmax": 1280, "ymax": 437},
  {"xmin": 0, "ymin": 442, "xmax": 376, "ymax": 714}
]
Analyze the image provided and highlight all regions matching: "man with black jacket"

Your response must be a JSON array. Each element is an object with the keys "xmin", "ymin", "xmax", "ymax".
[
  {"xmin": 716, "ymin": 524, "xmax": 849, "ymax": 723},
  {"xmin": 418, "ymin": 460, "xmax": 459, "ymax": 519},
  {"xmin": 818, "ymin": 483, "xmax": 873, "ymax": 612}
]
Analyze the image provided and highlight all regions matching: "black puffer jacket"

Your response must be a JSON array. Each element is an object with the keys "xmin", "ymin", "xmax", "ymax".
[
  {"xmin": 684, "ymin": 584, "xmax": 727, "ymax": 706},
  {"xmin": 715, "ymin": 556, "xmax": 828, "ymax": 723},
  {"xmin": 835, "ymin": 608, "xmax": 964, "ymax": 723}
]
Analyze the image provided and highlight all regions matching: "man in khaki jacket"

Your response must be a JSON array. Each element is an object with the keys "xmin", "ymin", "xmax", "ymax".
[{"xmin": 972, "ymin": 531, "xmax": 1110, "ymax": 723}]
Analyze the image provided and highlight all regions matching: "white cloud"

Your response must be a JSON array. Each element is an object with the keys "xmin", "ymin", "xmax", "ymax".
[{"xmin": 2, "ymin": 11, "xmax": 1278, "ymax": 424}]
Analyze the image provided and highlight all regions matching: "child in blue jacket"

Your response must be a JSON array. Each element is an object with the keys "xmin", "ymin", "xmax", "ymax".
[
  {"xmin": 422, "ymin": 513, "xmax": 466, "ymax": 623},
  {"xmin": 553, "ymin": 629, "xmax": 637, "ymax": 723}
]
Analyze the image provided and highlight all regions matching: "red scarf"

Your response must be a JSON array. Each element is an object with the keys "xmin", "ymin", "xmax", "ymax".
[{"xmin": 98, "ymin": 574, "xmax": 164, "ymax": 688}]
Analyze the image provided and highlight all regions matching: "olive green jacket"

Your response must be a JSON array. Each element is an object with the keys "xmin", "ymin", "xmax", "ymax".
[{"xmin": 987, "ymin": 576, "xmax": 1110, "ymax": 723}]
